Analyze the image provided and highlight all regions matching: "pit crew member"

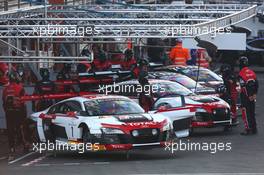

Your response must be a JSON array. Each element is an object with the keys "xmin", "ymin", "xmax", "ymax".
[
  {"xmin": 33, "ymin": 68, "xmax": 55, "ymax": 111},
  {"xmin": 138, "ymin": 77, "xmax": 154, "ymax": 112},
  {"xmin": 122, "ymin": 49, "xmax": 137, "ymax": 70},
  {"xmin": 56, "ymin": 64, "xmax": 80, "ymax": 94},
  {"xmin": 169, "ymin": 39, "xmax": 191, "ymax": 66},
  {"xmin": 238, "ymin": 56, "xmax": 259, "ymax": 135},
  {"xmin": 138, "ymin": 58, "xmax": 150, "ymax": 80},
  {"xmin": 2, "ymin": 72, "xmax": 30, "ymax": 161},
  {"xmin": 220, "ymin": 64, "xmax": 239, "ymax": 124},
  {"xmin": 92, "ymin": 49, "xmax": 111, "ymax": 71}
]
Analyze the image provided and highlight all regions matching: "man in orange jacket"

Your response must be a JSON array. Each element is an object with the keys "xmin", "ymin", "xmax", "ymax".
[{"xmin": 169, "ymin": 39, "xmax": 191, "ymax": 66}]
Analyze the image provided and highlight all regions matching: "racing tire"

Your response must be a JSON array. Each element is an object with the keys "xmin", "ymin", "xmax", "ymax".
[
  {"xmin": 125, "ymin": 151, "xmax": 130, "ymax": 160},
  {"xmin": 27, "ymin": 119, "xmax": 40, "ymax": 144},
  {"xmin": 32, "ymin": 124, "xmax": 40, "ymax": 144},
  {"xmin": 42, "ymin": 119, "xmax": 55, "ymax": 143},
  {"xmin": 82, "ymin": 126, "xmax": 92, "ymax": 143},
  {"xmin": 223, "ymin": 125, "xmax": 232, "ymax": 132},
  {"xmin": 189, "ymin": 128, "xmax": 194, "ymax": 136}
]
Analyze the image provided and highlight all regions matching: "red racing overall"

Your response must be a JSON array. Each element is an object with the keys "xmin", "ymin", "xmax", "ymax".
[
  {"xmin": 239, "ymin": 67, "xmax": 258, "ymax": 133},
  {"xmin": 138, "ymin": 77, "xmax": 154, "ymax": 112},
  {"xmin": 2, "ymin": 81, "xmax": 28, "ymax": 152},
  {"xmin": 223, "ymin": 73, "xmax": 238, "ymax": 121},
  {"xmin": 139, "ymin": 92, "xmax": 154, "ymax": 112},
  {"xmin": 92, "ymin": 59, "xmax": 111, "ymax": 71}
]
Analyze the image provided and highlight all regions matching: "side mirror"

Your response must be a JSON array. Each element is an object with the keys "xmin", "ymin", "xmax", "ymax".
[
  {"xmin": 157, "ymin": 106, "xmax": 168, "ymax": 112},
  {"xmin": 39, "ymin": 113, "xmax": 56, "ymax": 119},
  {"xmin": 66, "ymin": 111, "xmax": 77, "ymax": 118}
]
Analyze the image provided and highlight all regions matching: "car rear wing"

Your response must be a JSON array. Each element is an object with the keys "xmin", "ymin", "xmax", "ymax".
[
  {"xmin": 55, "ymin": 78, "xmax": 113, "ymax": 86},
  {"xmin": 51, "ymin": 70, "xmax": 133, "ymax": 86},
  {"xmin": 21, "ymin": 92, "xmax": 95, "ymax": 102},
  {"xmin": 79, "ymin": 70, "xmax": 131, "ymax": 77}
]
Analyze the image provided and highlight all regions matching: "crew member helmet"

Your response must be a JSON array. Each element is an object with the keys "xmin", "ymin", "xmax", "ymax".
[{"xmin": 239, "ymin": 56, "xmax": 249, "ymax": 69}]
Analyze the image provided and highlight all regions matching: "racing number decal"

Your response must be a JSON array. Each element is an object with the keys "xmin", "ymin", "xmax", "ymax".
[{"xmin": 71, "ymin": 127, "xmax": 74, "ymax": 138}]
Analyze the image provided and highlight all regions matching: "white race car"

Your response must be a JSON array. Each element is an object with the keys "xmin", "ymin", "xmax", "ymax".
[{"xmin": 31, "ymin": 95, "xmax": 194, "ymax": 151}]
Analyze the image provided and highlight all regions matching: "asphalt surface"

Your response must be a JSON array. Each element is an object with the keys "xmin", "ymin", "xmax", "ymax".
[{"xmin": 1, "ymin": 74, "xmax": 264, "ymax": 175}]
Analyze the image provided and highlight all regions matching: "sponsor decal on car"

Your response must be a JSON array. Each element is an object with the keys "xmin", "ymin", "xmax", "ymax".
[{"xmin": 115, "ymin": 115, "xmax": 150, "ymax": 122}]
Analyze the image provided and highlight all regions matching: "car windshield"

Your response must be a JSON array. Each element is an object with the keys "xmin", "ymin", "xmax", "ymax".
[
  {"xmin": 183, "ymin": 69, "xmax": 222, "ymax": 82},
  {"xmin": 84, "ymin": 99, "xmax": 144, "ymax": 116},
  {"xmin": 171, "ymin": 76, "xmax": 202, "ymax": 89},
  {"xmin": 152, "ymin": 82, "xmax": 194, "ymax": 97}
]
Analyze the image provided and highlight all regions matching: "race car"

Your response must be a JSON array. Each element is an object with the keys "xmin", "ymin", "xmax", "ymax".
[
  {"xmin": 155, "ymin": 65, "xmax": 223, "ymax": 90},
  {"xmin": 111, "ymin": 79, "xmax": 231, "ymax": 131},
  {"xmin": 30, "ymin": 95, "xmax": 193, "ymax": 151},
  {"xmin": 148, "ymin": 71, "xmax": 216, "ymax": 95}
]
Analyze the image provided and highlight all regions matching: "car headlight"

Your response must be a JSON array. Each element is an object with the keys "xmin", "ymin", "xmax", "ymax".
[
  {"xmin": 212, "ymin": 110, "xmax": 217, "ymax": 115},
  {"xmin": 196, "ymin": 108, "xmax": 207, "ymax": 113},
  {"xmin": 152, "ymin": 129, "xmax": 158, "ymax": 135},
  {"xmin": 101, "ymin": 128, "xmax": 125, "ymax": 134},
  {"xmin": 162, "ymin": 122, "xmax": 171, "ymax": 131},
  {"xmin": 132, "ymin": 130, "xmax": 139, "ymax": 137}
]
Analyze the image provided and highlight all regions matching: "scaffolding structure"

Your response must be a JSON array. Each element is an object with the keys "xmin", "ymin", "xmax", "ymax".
[
  {"xmin": 0, "ymin": 3, "xmax": 258, "ymax": 65},
  {"xmin": 0, "ymin": 4, "xmax": 257, "ymax": 39}
]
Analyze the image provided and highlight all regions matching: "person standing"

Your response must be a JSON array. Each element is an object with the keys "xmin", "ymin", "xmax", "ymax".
[
  {"xmin": 33, "ymin": 68, "xmax": 55, "ymax": 112},
  {"xmin": 220, "ymin": 64, "xmax": 239, "ymax": 124},
  {"xmin": 122, "ymin": 49, "xmax": 137, "ymax": 71},
  {"xmin": 169, "ymin": 39, "xmax": 191, "ymax": 66},
  {"xmin": 238, "ymin": 56, "xmax": 259, "ymax": 135},
  {"xmin": 2, "ymin": 72, "xmax": 29, "ymax": 161},
  {"xmin": 137, "ymin": 58, "xmax": 149, "ymax": 80},
  {"xmin": 92, "ymin": 49, "xmax": 111, "ymax": 71},
  {"xmin": 138, "ymin": 77, "xmax": 154, "ymax": 112},
  {"xmin": 196, "ymin": 49, "xmax": 211, "ymax": 68}
]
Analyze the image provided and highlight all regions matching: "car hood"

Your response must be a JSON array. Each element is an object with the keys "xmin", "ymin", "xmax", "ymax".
[
  {"xmin": 111, "ymin": 114, "xmax": 153, "ymax": 123},
  {"xmin": 186, "ymin": 95, "xmax": 229, "ymax": 108},
  {"xmin": 95, "ymin": 113, "xmax": 159, "ymax": 125},
  {"xmin": 92, "ymin": 113, "xmax": 168, "ymax": 131},
  {"xmin": 199, "ymin": 81, "xmax": 223, "ymax": 89},
  {"xmin": 191, "ymin": 86, "xmax": 216, "ymax": 95}
]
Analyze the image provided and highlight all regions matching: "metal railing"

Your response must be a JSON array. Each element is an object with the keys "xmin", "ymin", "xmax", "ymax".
[
  {"xmin": 0, "ymin": 0, "xmax": 30, "ymax": 11},
  {"xmin": 0, "ymin": 0, "xmax": 93, "ymax": 11},
  {"xmin": 203, "ymin": 0, "xmax": 263, "ymax": 5}
]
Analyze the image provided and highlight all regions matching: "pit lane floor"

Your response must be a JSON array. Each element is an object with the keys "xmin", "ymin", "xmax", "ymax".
[{"xmin": 1, "ymin": 74, "xmax": 264, "ymax": 175}]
